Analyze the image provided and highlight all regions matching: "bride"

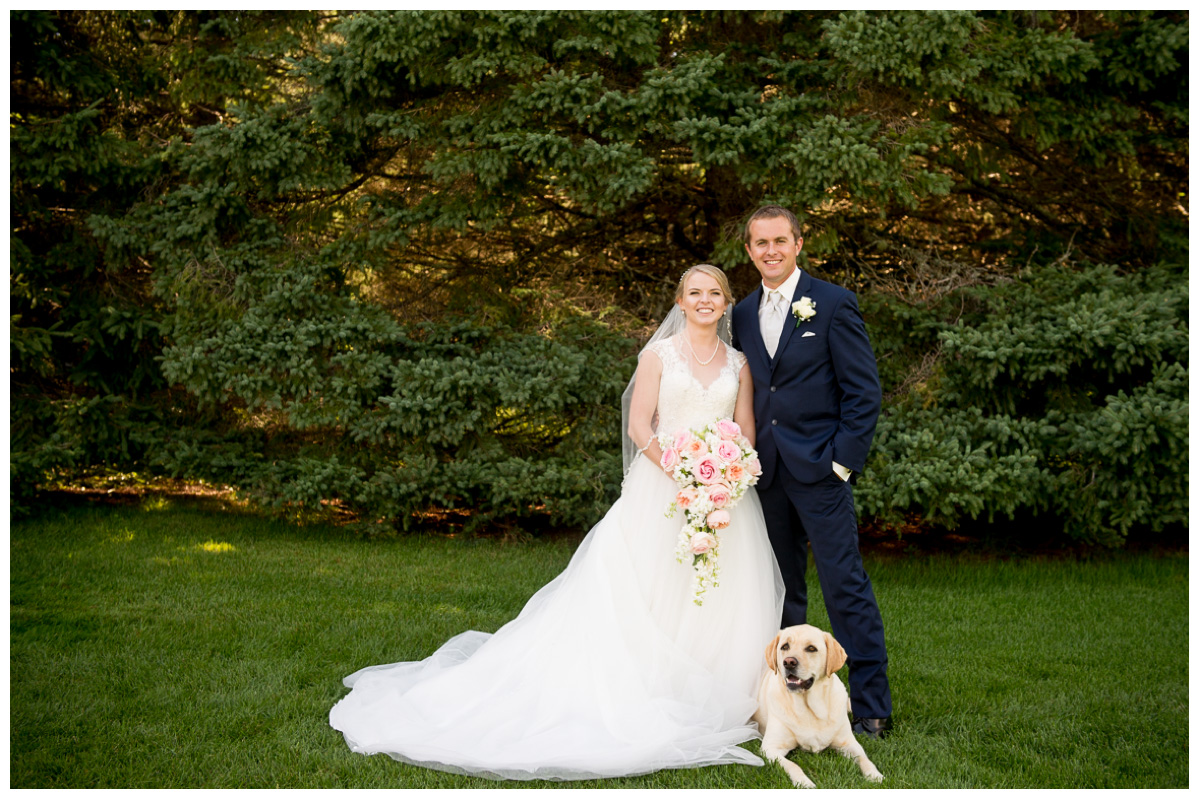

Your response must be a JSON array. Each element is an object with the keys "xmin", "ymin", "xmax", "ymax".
[{"xmin": 329, "ymin": 265, "xmax": 784, "ymax": 781}]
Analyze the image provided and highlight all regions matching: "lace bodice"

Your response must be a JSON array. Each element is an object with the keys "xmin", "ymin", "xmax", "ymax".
[{"xmin": 648, "ymin": 337, "xmax": 746, "ymax": 437}]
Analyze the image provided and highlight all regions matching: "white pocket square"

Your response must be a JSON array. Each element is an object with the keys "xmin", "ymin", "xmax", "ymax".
[{"xmin": 801, "ymin": 331, "xmax": 817, "ymax": 338}]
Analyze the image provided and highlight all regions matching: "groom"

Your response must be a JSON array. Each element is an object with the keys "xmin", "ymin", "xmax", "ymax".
[{"xmin": 731, "ymin": 205, "xmax": 892, "ymax": 738}]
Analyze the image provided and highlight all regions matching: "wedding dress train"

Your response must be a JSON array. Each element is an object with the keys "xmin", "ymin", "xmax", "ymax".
[{"xmin": 329, "ymin": 339, "xmax": 784, "ymax": 780}]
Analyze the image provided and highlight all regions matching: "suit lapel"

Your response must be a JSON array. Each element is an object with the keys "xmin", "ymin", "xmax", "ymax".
[
  {"xmin": 740, "ymin": 286, "xmax": 772, "ymax": 375},
  {"xmin": 770, "ymin": 270, "xmax": 812, "ymax": 373}
]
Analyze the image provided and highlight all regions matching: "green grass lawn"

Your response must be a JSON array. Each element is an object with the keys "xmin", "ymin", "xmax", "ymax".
[{"xmin": 10, "ymin": 498, "xmax": 1189, "ymax": 788}]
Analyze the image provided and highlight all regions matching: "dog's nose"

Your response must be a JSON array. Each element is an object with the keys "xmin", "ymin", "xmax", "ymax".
[{"xmin": 783, "ymin": 656, "xmax": 798, "ymax": 669}]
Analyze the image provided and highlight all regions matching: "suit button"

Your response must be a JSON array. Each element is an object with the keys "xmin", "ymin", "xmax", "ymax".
[
  {"xmin": 771, "ymin": 419, "xmax": 778, "ymax": 425},
  {"xmin": 770, "ymin": 386, "xmax": 777, "ymax": 392}
]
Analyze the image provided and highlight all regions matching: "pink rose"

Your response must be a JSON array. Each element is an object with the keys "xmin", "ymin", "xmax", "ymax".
[
  {"xmin": 690, "ymin": 529, "xmax": 718, "ymax": 554},
  {"xmin": 706, "ymin": 509, "xmax": 732, "ymax": 530},
  {"xmin": 673, "ymin": 430, "xmax": 690, "ymax": 451},
  {"xmin": 716, "ymin": 419, "xmax": 742, "ymax": 440},
  {"xmin": 676, "ymin": 486, "xmax": 699, "ymax": 509},
  {"xmin": 660, "ymin": 447, "xmax": 679, "ymax": 472},
  {"xmin": 747, "ymin": 458, "xmax": 762, "ymax": 477},
  {"xmin": 683, "ymin": 437, "xmax": 708, "ymax": 458},
  {"xmin": 693, "ymin": 455, "xmax": 721, "ymax": 485},
  {"xmin": 726, "ymin": 462, "xmax": 747, "ymax": 483},
  {"xmin": 715, "ymin": 440, "xmax": 742, "ymax": 464},
  {"xmin": 707, "ymin": 483, "xmax": 732, "ymax": 508}
]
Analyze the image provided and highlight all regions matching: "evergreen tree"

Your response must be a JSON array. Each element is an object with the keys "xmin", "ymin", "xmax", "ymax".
[
  {"xmin": 13, "ymin": 11, "xmax": 1187, "ymax": 543},
  {"xmin": 10, "ymin": 10, "xmax": 325, "ymax": 509},
  {"xmin": 859, "ymin": 262, "xmax": 1187, "ymax": 545}
]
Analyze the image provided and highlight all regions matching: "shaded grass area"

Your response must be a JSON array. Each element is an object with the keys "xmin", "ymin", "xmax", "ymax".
[{"xmin": 10, "ymin": 500, "xmax": 1189, "ymax": 788}]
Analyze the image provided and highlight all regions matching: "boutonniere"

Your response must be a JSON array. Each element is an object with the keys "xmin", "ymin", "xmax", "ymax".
[{"xmin": 791, "ymin": 297, "xmax": 816, "ymax": 327}]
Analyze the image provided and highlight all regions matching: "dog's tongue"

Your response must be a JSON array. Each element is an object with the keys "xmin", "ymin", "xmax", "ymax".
[{"xmin": 787, "ymin": 676, "xmax": 815, "ymax": 691}]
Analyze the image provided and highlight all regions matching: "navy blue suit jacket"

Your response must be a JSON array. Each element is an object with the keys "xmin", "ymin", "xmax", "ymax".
[{"xmin": 732, "ymin": 271, "xmax": 881, "ymax": 487}]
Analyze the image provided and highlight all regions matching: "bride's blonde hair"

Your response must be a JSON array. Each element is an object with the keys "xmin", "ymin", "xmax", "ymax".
[{"xmin": 674, "ymin": 264, "xmax": 734, "ymax": 305}]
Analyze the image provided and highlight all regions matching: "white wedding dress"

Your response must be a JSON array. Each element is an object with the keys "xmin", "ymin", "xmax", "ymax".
[{"xmin": 329, "ymin": 337, "xmax": 785, "ymax": 781}]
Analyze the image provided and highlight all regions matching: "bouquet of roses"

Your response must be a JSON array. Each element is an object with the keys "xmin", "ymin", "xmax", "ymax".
[{"xmin": 659, "ymin": 418, "xmax": 763, "ymax": 605}]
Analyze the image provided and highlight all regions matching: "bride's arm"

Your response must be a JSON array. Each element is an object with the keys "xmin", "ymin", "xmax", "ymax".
[
  {"xmin": 628, "ymin": 352, "xmax": 666, "ymax": 470},
  {"xmin": 735, "ymin": 362, "xmax": 756, "ymax": 448}
]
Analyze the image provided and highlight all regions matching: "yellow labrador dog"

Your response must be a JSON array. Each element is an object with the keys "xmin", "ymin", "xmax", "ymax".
[{"xmin": 753, "ymin": 625, "xmax": 884, "ymax": 788}]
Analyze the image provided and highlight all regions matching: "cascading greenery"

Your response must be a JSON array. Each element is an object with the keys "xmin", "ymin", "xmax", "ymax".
[{"xmin": 11, "ymin": 10, "xmax": 1187, "ymax": 543}]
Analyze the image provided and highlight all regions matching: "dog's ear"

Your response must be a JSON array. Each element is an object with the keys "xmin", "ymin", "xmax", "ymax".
[
  {"xmin": 764, "ymin": 633, "xmax": 780, "ymax": 673},
  {"xmin": 824, "ymin": 631, "xmax": 847, "ymax": 677}
]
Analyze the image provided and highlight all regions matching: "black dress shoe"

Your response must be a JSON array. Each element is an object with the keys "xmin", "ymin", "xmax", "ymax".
[{"xmin": 851, "ymin": 716, "xmax": 892, "ymax": 739}]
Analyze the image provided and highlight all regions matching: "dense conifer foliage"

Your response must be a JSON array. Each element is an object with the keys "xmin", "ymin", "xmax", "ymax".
[{"xmin": 11, "ymin": 11, "xmax": 1187, "ymax": 542}]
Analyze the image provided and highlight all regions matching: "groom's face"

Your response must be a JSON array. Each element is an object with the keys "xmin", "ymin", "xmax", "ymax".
[{"xmin": 745, "ymin": 217, "xmax": 803, "ymax": 290}]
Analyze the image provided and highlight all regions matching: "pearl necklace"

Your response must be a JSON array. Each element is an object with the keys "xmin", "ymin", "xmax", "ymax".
[{"xmin": 684, "ymin": 335, "xmax": 720, "ymax": 366}]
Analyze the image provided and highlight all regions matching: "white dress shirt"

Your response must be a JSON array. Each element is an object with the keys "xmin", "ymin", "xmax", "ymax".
[
  {"xmin": 758, "ymin": 267, "xmax": 802, "ymax": 359},
  {"xmin": 758, "ymin": 268, "xmax": 851, "ymax": 482}
]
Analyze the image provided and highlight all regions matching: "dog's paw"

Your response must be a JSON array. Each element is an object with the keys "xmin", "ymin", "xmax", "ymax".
[
  {"xmin": 779, "ymin": 762, "xmax": 816, "ymax": 789},
  {"xmin": 864, "ymin": 768, "xmax": 884, "ymax": 783}
]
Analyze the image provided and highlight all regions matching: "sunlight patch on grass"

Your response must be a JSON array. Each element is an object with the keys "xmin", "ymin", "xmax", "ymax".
[
  {"xmin": 108, "ymin": 529, "xmax": 136, "ymax": 544},
  {"xmin": 140, "ymin": 496, "xmax": 173, "ymax": 512},
  {"xmin": 197, "ymin": 541, "xmax": 237, "ymax": 554}
]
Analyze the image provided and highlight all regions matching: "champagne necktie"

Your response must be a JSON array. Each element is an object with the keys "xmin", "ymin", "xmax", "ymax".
[{"xmin": 766, "ymin": 290, "xmax": 785, "ymax": 358}]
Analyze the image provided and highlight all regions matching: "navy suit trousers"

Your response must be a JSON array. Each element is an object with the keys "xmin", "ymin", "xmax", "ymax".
[{"xmin": 756, "ymin": 452, "xmax": 892, "ymax": 719}]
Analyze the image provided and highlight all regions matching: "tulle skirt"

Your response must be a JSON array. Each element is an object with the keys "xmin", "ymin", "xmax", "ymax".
[{"xmin": 329, "ymin": 457, "xmax": 785, "ymax": 781}]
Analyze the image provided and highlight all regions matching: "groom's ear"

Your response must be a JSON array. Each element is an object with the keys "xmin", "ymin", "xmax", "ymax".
[{"xmin": 764, "ymin": 634, "xmax": 780, "ymax": 673}]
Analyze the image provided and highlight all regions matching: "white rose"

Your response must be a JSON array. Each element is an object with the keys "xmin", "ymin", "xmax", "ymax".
[{"xmin": 792, "ymin": 296, "xmax": 817, "ymax": 323}]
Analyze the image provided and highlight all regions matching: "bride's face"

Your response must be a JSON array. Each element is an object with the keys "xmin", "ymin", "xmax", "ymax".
[{"xmin": 678, "ymin": 273, "xmax": 728, "ymax": 328}]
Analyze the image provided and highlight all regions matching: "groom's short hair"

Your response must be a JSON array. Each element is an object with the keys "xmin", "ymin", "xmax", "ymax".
[{"xmin": 743, "ymin": 205, "xmax": 803, "ymax": 244}]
